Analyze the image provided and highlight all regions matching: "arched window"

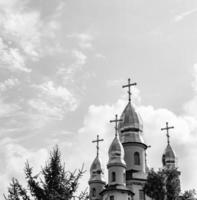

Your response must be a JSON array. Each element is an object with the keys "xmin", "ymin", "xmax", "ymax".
[
  {"xmin": 92, "ymin": 188, "xmax": 96, "ymax": 197},
  {"xmin": 134, "ymin": 152, "xmax": 140, "ymax": 165},
  {"xmin": 111, "ymin": 172, "xmax": 116, "ymax": 182},
  {"xmin": 110, "ymin": 195, "xmax": 114, "ymax": 200}
]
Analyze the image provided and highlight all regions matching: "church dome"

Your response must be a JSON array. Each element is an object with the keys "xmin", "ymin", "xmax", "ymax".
[
  {"xmin": 90, "ymin": 156, "xmax": 102, "ymax": 172},
  {"xmin": 90, "ymin": 156, "xmax": 104, "ymax": 181},
  {"xmin": 118, "ymin": 102, "xmax": 143, "ymax": 133},
  {"xmin": 163, "ymin": 144, "xmax": 176, "ymax": 159},
  {"xmin": 162, "ymin": 143, "xmax": 176, "ymax": 167},
  {"xmin": 108, "ymin": 136, "xmax": 126, "ymax": 167}
]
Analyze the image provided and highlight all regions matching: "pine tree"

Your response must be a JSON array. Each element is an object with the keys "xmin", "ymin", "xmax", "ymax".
[{"xmin": 4, "ymin": 146, "xmax": 87, "ymax": 200}]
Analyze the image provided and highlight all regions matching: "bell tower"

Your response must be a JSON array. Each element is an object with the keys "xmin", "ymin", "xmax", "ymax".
[
  {"xmin": 89, "ymin": 135, "xmax": 105, "ymax": 200},
  {"xmin": 118, "ymin": 78, "xmax": 149, "ymax": 200},
  {"xmin": 100, "ymin": 114, "xmax": 134, "ymax": 200},
  {"xmin": 161, "ymin": 122, "xmax": 177, "ymax": 169}
]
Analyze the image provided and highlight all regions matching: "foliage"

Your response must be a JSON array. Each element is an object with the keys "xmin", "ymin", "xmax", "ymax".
[
  {"xmin": 4, "ymin": 146, "xmax": 88, "ymax": 200},
  {"xmin": 144, "ymin": 168, "xmax": 165, "ymax": 200},
  {"xmin": 144, "ymin": 168, "xmax": 181, "ymax": 200},
  {"xmin": 180, "ymin": 189, "xmax": 197, "ymax": 200},
  {"xmin": 165, "ymin": 168, "xmax": 181, "ymax": 200}
]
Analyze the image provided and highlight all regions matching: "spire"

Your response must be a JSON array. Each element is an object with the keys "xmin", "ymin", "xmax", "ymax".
[
  {"xmin": 110, "ymin": 114, "xmax": 122, "ymax": 137},
  {"xmin": 161, "ymin": 122, "xmax": 174, "ymax": 145},
  {"xmin": 92, "ymin": 135, "xmax": 104, "ymax": 157},
  {"xmin": 89, "ymin": 135, "xmax": 104, "ymax": 182},
  {"xmin": 122, "ymin": 78, "xmax": 137, "ymax": 102},
  {"xmin": 108, "ymin": 114, "xmax": 125, "ymax": 167},
  {"xmin": 118, "ymin": 78, "xmax": 144, "ymax": 144},
  {"xmin": 161, "ymin": 122, "xmax": 176, "ymax": 168}
]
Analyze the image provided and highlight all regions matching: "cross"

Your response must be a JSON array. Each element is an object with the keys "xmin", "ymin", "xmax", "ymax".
[
  {"xmin": 92, "ymin": 135, "xmax": 104, "ymax": 157},
  {"xmin": 161, "ymin": 122, "xmax": 174, "ymax": 145},
  {"xmin": 122, "ymin": 78, "xmax": 137, "ymax": 102},
  {"xmin": 110, "ymin": 114, "xmax": 123, "ymax": 137}
]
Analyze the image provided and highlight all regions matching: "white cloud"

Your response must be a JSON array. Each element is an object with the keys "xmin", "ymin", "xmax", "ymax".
[
  {"xmin": 37, "ymin": 81, "xmax": 78, "ymax": 110},
  {"xmin": 57, "ymin": 50, "xmax": 87, "ymax": 84},
  {"xmin": 0, "ymin": 39, "xmax": 31, "ymax": 72},
  {"xmin": 29, "ymin": 81, "xmax": 78, "ymax": 119},
  {"xmin": 2, "ymin": 11, "xmax": 41, "ymax": 58},
  {"xmin": 0, "ymin": 139, "xmax": 48, "ymax": 195},
  {"xmin": 0, "ymin": 99, "xmax": 20, "ymax": 118},
  {"xmin": 174, "ymin": 8, "xmax": 197, "ymax": 22},
  {"xmin": 72, "ymin": 50, "xmax": 87, "ymax": 66},
  {"xmin": 0, "ymin": 78, "xmax": 19, "ymax": 92},
  {"xmin": 68, "ymin": 33, "xmax": 94, "ymax": 49},
  {"xmin": 0, "ymin": 0, "xmax": 64, "ymax": 73},
  {"xmin": 28, "ymin": 99, "xmax": 64, "ymax": 120},
  {"xmin": 184, "ymin": 64, "xmax": 197, "ymax": 118}
]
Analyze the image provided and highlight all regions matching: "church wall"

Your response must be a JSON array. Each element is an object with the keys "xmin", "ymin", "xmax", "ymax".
[
  {"xmin": 89, "ymin": 181, "xmax": 105, "ymax": 200},
  {"xmin": 123, "ymin": 145, "xmax": 146, "ymax": 173},
  {"xmin": 102, "ymin": 191, "xmax": 132, "ymax": 200},
  {"xmin": 108, "ymin": 166, "xmax": 126, "ymax": 186},
  {"xmin": 126, "ymin": 180, "xmax": 151, "ymax": 200}
]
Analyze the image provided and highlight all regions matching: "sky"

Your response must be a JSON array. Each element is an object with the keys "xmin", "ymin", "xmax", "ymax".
[{"xmin": 0, "ymin": 0, "xmax": 197, "ymax": 197}]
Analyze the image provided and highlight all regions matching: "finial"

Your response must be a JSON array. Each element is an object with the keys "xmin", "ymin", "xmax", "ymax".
[
  {"xmin": 110, "ymin": 114, "xmax": 123, "ymax": 137},
  {"xmin": 122, "ymin": 78, "xmax": 137, "ymax": 102},
  {"xmin": 161, "ymin": 122, "xmax": 174, "ymax": 145},
  {"xmin": 92, "ymin": 135, "xmax": 104, "ymax": 157}
]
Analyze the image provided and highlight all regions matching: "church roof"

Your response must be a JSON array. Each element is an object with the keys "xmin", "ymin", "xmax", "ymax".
[
  {"xmin": 118, "ymin": 102, "xmax": 143, "ymax": 133},
  {"xmin": 90, "ymin": 156, "xmax": 102, "ymax": 172},
  {"xmin": 108, "ymin": 135, "xmax": 126, "ymax": 167},
  {"xmin": 89, "ymin": 156, "xmax": 105, "ymax": 182},
  {"xmin": 100, "ymin": 184, "xmax": 134, "ymax": 196},
  {"xmin": 163, "ymin": 143, "xmax": 176, "ymax": 159}
]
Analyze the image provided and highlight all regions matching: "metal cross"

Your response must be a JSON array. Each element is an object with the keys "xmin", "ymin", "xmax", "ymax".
[
  {"xmin": 110, "ymin": 114, "xmax": 123, "ymax": 137},
  {"xmin": 92, "ymin": 135, "xmax": 104, "ymax": 157},
  {"xmin": 161, "ymin": 122, "xmax": 174, "ymax": 145},
  {"xmin": 122, "ymin": 78, "xmax": 137, "ymax": 102}
]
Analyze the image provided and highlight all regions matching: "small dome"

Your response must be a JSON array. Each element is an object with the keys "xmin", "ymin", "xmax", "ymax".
[
  {"xmin": 164, "ymin": 144, "xmax": 176, "ymax": 159},
  {"xmin": 90, "ymin": 156, "xmax": 104, "ymax": 182},
  {"xmin": 118, "ymin": 102, "xmax": 143, "ymax": 133},
  {"xmin": 108, "ymin": 136, "xmax": 126, "ymax": 166},
  {"xmin": 90, "ymin": 156, "xmax": 102, "ymax": 172},
  {"xmin": 162, "ymin": 144, "xmax": 176, "ymax": 168}
]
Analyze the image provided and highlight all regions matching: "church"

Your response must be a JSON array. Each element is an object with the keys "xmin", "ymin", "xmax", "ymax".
[{"xmin": 88, "ymin": 78, "xmax": 177, "ymax": 200}]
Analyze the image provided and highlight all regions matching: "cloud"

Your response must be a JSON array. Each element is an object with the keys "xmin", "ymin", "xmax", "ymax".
[
  {"xmin": 0, "ymin": 78, "xmax": 19, "ymax": 92},
  {"xmin": 184, "ymin": 64, "xmax": 197, "ymax": 118},
  {"xmin": 57, "ymin": 49, "xmax": 87, "ymax": 84},
  {"xmin": 72, "ymin": 50, "xmax": 87, "ymax": 66},
  {"xmin": 174, "ymin": 8, "xmax": 197, "ymax": 22},
  {"xmin": 29, "ymin": 81, "xmax": 78, "ymax": 119},
  {"xmin": 0, "ymin": 138, "xmax": 48, "ymax": 195},
  {"xmin": 68, "ymin": 33, "xmax": 94, "ymax": 49},
  {"xmin": 2, "ymin": 11, "xmax": 41, "ymax": 58},
  {"xmin": 0, "ymin": 0, "xmax": 64, "ymax": 73},
  {"xmin": 0, "ymin": 99, "xmax": 21, "ymax": 118},
  {"xmin": 0, "ymin": 39, "xmax": 31, "ymax": 72}
]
